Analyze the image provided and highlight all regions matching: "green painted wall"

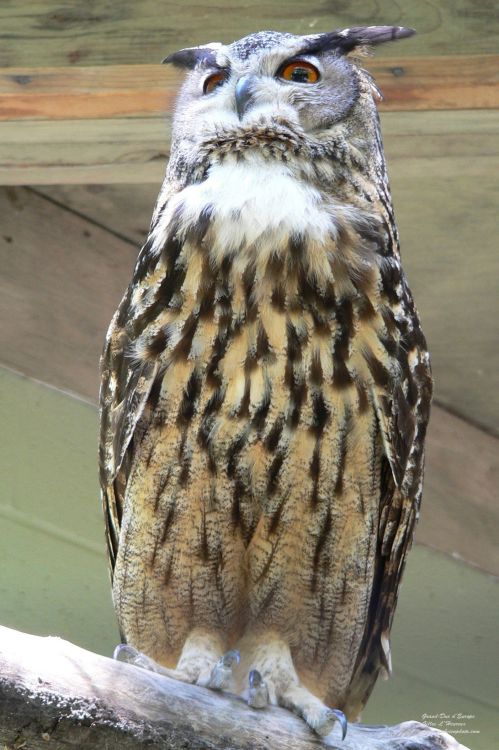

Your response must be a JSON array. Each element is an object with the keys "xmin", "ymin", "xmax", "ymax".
[
  {"xmin": 0, "ymin": 366, "xmax": 118, "ymax": 654},
  {"xmin": 0, "ymin": 366, "xmax": 497, "ymax": 747}
]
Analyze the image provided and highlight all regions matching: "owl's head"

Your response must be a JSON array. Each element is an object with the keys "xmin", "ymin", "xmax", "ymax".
[{"xmin": 164, "ymin": 26, "xmax": 414, "ymax": 183}]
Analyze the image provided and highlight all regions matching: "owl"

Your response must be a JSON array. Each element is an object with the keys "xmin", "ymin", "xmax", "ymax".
[{"xmin": 99, "ymin": 25, "xmax": 432, "ymax": 738}]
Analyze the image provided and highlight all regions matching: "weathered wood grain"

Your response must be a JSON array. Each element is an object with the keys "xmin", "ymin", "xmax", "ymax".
[
  {"xmin": 416, "ymin": 409, "xmax": 499, "ymax": 576},
  {"xmin": 381, "ymin": 110, "xmax": 499, "ymax": 169},
  {"xmin": 0, "ymin": 187, "xmax": 138, "ymax": 399},
  {"xmin": 0, "ymin": 65, "xmax": 176, "ymax": 121},
  {"xmin": 1, "ymin": 187, "xmax": 497, "ymax": 576},
  {"xmin": 0, "ymin": 117, "xmax": 168, "ymax": 185},
  {"xmin": 0, "ymin": 0, "xmax": 497, "ymax": 67},
  {"xmin": 36, "ymin": 184, "xmax": 159, "ymax": 245},
  {"xmin": 0, "ymin": 109, "xmax": 497, "ymax": 185},
  {"xmin": 0, "ymin": 625, "xmax": 469, "ymax": 750},
  {"xmin": 0, "ymin": 55, "xmax": 497, "ymax": 123}
]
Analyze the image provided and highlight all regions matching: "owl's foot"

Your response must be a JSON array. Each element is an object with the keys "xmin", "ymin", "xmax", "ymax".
[
  {"xmin": 202, "ymin": 649, "xmax": 240, "ymax": 690},
  {"xmin": 113, "ymin": 632, "xmax": 238, "ymax": 692},
  {"xmin": 241, "ymin": 635, "xmax": 347, "ymax": 739}
]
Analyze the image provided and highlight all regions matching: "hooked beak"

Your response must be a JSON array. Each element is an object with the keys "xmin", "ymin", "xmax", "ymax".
[{"xmin": 235, "ymin": 75, "xmax": 258, "ymax": 120}]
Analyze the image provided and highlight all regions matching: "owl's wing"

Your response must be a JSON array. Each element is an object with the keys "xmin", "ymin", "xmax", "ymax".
[
  {"xmin": 99, "ymin": 211, "xmax": 174, "ymax": 573},
  {"xmin": 99, "ymin": 186, "xmax": 179, "ymax": 574},
  {"xmin": 346, "ymin": 317, "xmax": 432, "ymax": 715},
  {"xmin": 99, "ymin": 298, "xmax": 160, "ymax": 573}
]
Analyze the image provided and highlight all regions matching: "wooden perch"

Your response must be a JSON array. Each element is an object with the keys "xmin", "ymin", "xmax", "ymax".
[{"xmin": 0, "ymin": 625, "xmax": 469, "ymax": 750}]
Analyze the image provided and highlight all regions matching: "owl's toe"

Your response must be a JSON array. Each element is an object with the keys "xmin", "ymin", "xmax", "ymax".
[
  {"xmin": 247, "ymin": 669, "xmax": 269, "ymax": 708},
  {"xmin": 113, "ymin": 643, "xmax": 197, "ymax": 683},
  {"xmin": 203, "ymin": 648, "xmax": 240, "ymax": 690},
  {"xmin": 279, "ymin": 682, "xmax": 348, "ymax": 739},
  {"xmin": 312, "ymin": 708, "xmax": 348, "ymax": 739},
  {"xmin": 113, "ymin": 643, "xmax": 163, "ymax": 673}
]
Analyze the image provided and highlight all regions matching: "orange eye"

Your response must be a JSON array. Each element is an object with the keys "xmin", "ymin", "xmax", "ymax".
[
  {"xmin": 278, "ymin": 60, "xmax": 320, "ymax": 84},
  {"xmin": 203, "ymin": 71, "xmax": 228, "ymax": 95}
]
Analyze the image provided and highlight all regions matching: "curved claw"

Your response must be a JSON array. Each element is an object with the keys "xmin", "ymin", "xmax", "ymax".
[
  {"xmin": 248, "ymin": 669, "xmax": 269, "ymax": 709},
  {"xmin": 329, "ymin": 709, "xmax": 348, "ymax": 741},
  {"xmin": 249, "ymin": 669, "xmax": 263, "ymax": 688},
  {"xmin": 221, "ymin": 648, "xmax": 241, "ymax": 668},
  {"xmin": 206, "ymin": 649, "xmax": 240, "ymax": 690}
]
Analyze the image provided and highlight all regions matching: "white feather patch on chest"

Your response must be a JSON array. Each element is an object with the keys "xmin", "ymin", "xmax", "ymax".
[
  {"xmin": 151, "ymin": 156, "xmax": 351, "ymax": 256},
  {"xmin": 192, "ymin": 158, "xmax": 331, "ymax": 245}
]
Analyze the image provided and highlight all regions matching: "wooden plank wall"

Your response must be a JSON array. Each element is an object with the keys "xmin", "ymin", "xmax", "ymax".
[
  {"xmin": 0, "ymin": 1, "xmax": 497, "ymax": 183},
  {"xmin": 1, "ymin": 109, "xmax": 497, "ymax": 185},
  {"xmin": 1, "ymin": 55, "xmax": 497, "ymax": 121},
  {"xmin": 0, "ymin": 0, "xmax": 498, "ymax": 67}
]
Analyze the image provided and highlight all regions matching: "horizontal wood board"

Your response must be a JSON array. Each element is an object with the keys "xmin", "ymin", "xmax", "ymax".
[
  {"xmin": 0, "ymin": 0, "xmax": 499, "ymax": 67},
  {"xmin": 0, "ymin": 117, "xmax": 168, "ymax": 185},
  {"xmin": 0, "ymin": 187, "xmax": 497, "ymax": 575},
  {"xmin": 1, "ymin": 109, "xmax": 498, "ymax": 185},
  {"xmin": 1, "ymin": 55, "xmax": 497, "ymax": 123},
  {"xmin": 1, "ymin": 0, "xmax": 498, "ymax": 68}
]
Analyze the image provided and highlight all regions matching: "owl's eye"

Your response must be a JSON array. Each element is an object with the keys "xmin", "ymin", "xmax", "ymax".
[
  {"xmin": 278, "ymin": 60, "xmax": 320, "ymax": 84},
  {"xmin": 203, "ymin": 71, "xmax": 228, "ymax": 95}
]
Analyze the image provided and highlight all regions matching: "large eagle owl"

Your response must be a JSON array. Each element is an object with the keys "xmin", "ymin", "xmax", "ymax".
[{"xmin": 100, "ymin": 26, "xmax": 432, "ymax": 738}]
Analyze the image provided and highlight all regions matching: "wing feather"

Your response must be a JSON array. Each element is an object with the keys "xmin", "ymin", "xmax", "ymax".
[
  {"xmin": 345, "ymin": 332, "xmax": 432, "ymax": 716},
  {"xmin": 99, "ymin": 255, "xmax": 163, "ymax": 577}
]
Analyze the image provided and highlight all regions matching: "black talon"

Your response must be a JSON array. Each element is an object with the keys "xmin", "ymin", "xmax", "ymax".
[
  {"xmin": 222, "ymin": 648, "xmax": 241, "ymax": 667},
  {"xmin": 249, "ymin": 669, "xmax": 263, "ymax": 688},
  {"xmin": 330, "ymin": 709, "xmax": 348, "ymax": 740},
  {"xmin": 248, "ymin": 669, "xmax": 269, "ymax": 708}
]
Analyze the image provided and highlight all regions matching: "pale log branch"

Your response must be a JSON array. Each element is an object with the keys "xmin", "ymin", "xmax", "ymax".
[{"xmin": 0, "ymin": 626, "xmax": 469, "ymax": 750}]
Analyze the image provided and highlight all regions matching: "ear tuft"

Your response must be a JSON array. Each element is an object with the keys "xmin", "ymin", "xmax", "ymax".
[
  {"xmin": 162, "ymin": 43, "xmax": 223, "ymax": 69},
  {"xmin": 303, "ymin": 26, "xmax": 415, "ymax": 57}
]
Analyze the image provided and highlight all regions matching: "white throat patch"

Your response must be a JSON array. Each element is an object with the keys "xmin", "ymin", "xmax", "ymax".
[
  {"xmin": 152, "ymin": 156, "xmax": 348, "ymax": 256},
  {"xmin": 200, "ymin": 158, "xmax": 332, "ymax": 247}
]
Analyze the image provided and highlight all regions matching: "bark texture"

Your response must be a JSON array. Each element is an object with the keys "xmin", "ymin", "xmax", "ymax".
[{"xmin": 0, "ymin": 626, "xmax": 468, "ymax": 750}]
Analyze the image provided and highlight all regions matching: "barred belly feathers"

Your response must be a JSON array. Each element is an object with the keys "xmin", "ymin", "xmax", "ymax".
[{"xmin": 99, "ymin": 25, "xmax": 432, "ymax": 737}]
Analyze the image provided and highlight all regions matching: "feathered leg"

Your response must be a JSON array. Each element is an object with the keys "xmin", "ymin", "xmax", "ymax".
[
  {"xmin": 237, "ymin": 632, "xmax": 347, "ymax": 739},
  {"xmin": 114, "ymin": 628, "xmax": 239, "ymax": 691}
]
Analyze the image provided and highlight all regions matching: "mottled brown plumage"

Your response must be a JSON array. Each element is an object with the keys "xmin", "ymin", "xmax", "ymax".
[{"xmin": 100, "ymin": 25, "xmax": 432, "ymax": 735}]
